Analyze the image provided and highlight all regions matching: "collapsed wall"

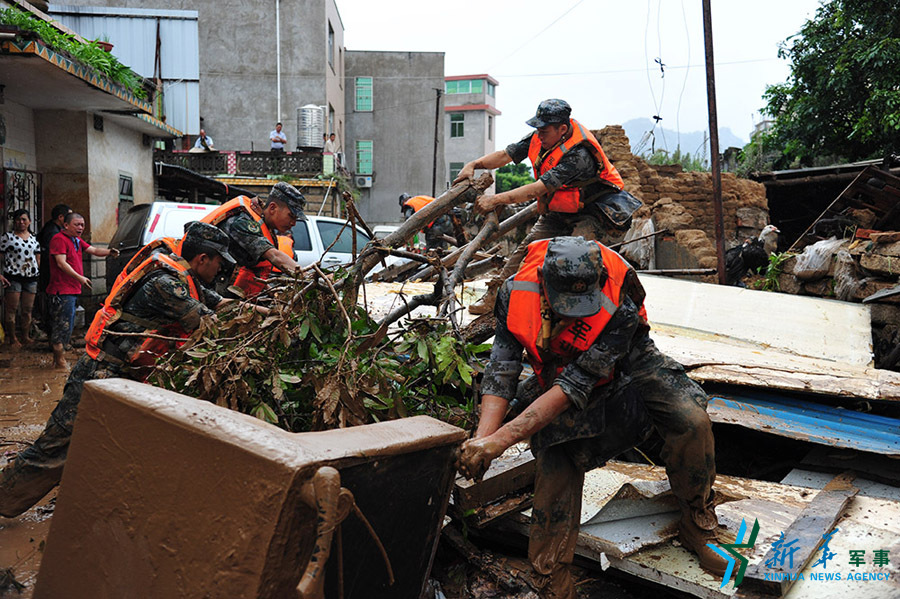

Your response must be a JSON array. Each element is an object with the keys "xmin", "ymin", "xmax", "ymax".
[{"xmin": 596, "ymin": 125, "xmax": 769, "ymax": 270}]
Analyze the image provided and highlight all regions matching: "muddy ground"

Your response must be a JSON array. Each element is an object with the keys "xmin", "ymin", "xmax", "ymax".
[
  {"xmin": 0, "ymin": 342, "xmax": 75, "ymax": 598},
  {"xmin": 0, "ymin": 340, "xmax": 673, "ymax": 598}
]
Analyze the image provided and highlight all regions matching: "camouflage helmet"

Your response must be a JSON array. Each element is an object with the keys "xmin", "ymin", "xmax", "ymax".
[
  {"xmin": 541, "ymin": 236, "xmax": 605, "ymax": 318},
  {"xmin": 526, "ymin": 99, "xmax": 572, "ymax": 128},
  {"xmin": 268, "ymin": 181, "xmax": 308, "ymax": 221},
  {"xmin": 183, "ymin": 221, "xmax": 236, "ymax": 264}
]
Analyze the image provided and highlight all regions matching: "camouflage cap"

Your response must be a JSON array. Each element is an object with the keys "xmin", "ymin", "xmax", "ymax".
[
  {"xmin": 526, "ymin": 99, "xmax": 572, "ymax": 128},
  {"xmin": 542, "ymin": 236, "xmax": 605, "ymax": 318},
  {"xmin": 183, "ymin": 221, "xmax": 236, "ymax": 264},
  {"xmin": 268, "ymin": 181, "xmax": 308, "ymax": 221}
]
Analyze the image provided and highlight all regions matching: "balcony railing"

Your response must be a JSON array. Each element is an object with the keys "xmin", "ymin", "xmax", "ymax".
[{"xmin": 155, "ymin": 150, "xmax": 324, "ymax": 178}]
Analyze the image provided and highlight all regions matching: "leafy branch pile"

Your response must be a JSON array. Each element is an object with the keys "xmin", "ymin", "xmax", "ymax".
[
  {"xmin": 1, "ymin": 7, "xmax": 146, "ymax": 98},
  {"xmin": 153, "ymin": 178, "xmax": 501, "ymax": 433},
  {"xmin": 152, "ymin": 270, "xmax": 487, "ymax": 433}
]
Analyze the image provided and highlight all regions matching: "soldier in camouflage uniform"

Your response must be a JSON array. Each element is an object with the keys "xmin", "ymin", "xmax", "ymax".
[
  {"xmin": 205, "ymin": 181, "xmax": 306, "ymax": 298},
  {"xmin": 457, "ymin": 237, "xmax": 725, "ymax": 599},
  {"xmin": 0, "ymin": 222, "xmax": 235, "ymax": 518},
  {"xmin": 454, "ymin": 99, "xmax": 642, "ymax": 315}
]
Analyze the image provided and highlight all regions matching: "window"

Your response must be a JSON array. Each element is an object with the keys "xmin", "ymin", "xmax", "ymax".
[
  {"xmin": 487, "ymin": 82, "xmax": 496, "ymax": 97},
  {"xmin": 355, "ymin": 77, "xmax": 373, "ymax": 111},
  {"xmin": 450, "ymin": 113, "xmax": 464, "ymax": 138},
  {"xmin": 317, "ymin": 221, "xmax": 371, "ymax": 255},
  {"xmin": 328, "ymin": 104, "xmax": 335, "ymax": 136},
  {"xmin": 471, "ymin": 79, "xmax": 483, "ymax": 94},
  {"xmin": 488, "ymin": 115, "xmax": 493, "ymax": 141},
  {"xmin": 118, "ymin": 174, "xmax": 134, "ymax": 201},
  {"xmin": 291, "ymin": 221, "xmax": 313, "ymax": 252},
  {"xmin": 445, "ymin": 80, "xmax": 457, "ymax": 94},
  {"xmin": 449, "ymin": 162, "xmax": 464, "ymax": 183},
  {"xmin": 445, "ymin": 78, "xmax": 489, "ymax": 94},
  {"xmin": 356, "ymin": 140, "xmax": 373, "ymax": 174},
  {"xmin": 327, "ymin": 22, "xmax": 334, "ymax": 68}
]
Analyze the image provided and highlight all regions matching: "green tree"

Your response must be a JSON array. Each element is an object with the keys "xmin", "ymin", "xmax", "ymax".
[
  {"xmin": 495, "ymin": 163, "xmax": 534, "ymax": 192},
  {"xmin": 762, "ymin": 0, "xmax": 900, "ymax": 168},
  {"xmin": 644, "ymin": 147, "xmax": 709, "ymax": 172}
]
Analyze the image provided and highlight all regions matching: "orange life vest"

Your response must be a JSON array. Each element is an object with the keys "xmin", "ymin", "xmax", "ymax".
[
  {"xmin": 272, "ymin": 235, "xmax": 295, "ymax": 274},
  {"xmin": 85, "ymin": 253, "xmax": 199, "ymax": 377},
  {"xmin": 113, "ymin": 237, "xmax": 178, "ymax": 289},
  {"xmin": 506, "ymin": 239, "xmax": 647, "ymax": 389},
  {"xmin": 201, "ymin": 196, "xmax": 277, "ymax": 297},
  {"xmin": 403, "ymin": 195, "xmax": 436, "ymax": 228},
  {"xmin": 527, "ymin": 118, "xmax": 624, "ymax": 213}
]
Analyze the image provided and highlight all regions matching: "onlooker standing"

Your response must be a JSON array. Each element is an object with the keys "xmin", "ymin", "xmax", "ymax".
[
  {"xmin": 46, "ymin": 213, "xmax": 118, "ymax": 369},
  {"xmin": 1, "ymin": 209, "xmax": 41, "ymax": 347},
  {"xmin": 36, "ymin": 204, "xmax": 72, "ymax": 336},
  {"xmin": 270, "ymin": 122, "xmax": 287, "ymax": 153},
  {"xmin": 324, "ymin": 132, "xmax": 338, "ymax": 154}
]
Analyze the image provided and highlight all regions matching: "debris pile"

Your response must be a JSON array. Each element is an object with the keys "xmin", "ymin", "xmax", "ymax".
[{"xmin": 598, "ymin": 126, "xmax": 770, "ymax": 272}]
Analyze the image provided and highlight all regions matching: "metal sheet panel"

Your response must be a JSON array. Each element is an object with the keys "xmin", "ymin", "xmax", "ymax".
[
  {"xmin": 161, "ymin": 80, "xmax": 200, "ymax": 135},
  {"xmin": 707, "ymin": 390, "xmax": 900, "ymax": 455},
  {"xmin": 641, "ymin": 274, "xmax": 873, "ymax": 367},
  {"xmin": 50, "ymin": 6, "xmax": 199, "ymax": 80}
]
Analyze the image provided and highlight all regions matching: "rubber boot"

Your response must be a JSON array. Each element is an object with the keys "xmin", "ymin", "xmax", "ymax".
[
  {"xmin": 468, "ymin": 280, "xmax": 500, "ymax": 315},
  {"xmin": 678, "ymin": 503, "xmax": 728, "ymax": 576}
]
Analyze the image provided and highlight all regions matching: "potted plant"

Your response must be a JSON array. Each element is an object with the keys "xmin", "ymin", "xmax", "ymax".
[{"xmin": 95, "ymin": 35, "xmax": 113, "ymax": 52}]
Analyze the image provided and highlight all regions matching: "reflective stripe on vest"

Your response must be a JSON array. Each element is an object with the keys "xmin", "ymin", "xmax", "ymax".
[
  {"xmin": 506, "ymin": 239, "xmax": 641, "ymax": 389},
  {"xmin": 85, "ymin": 253, "xmax": 199, "ymax": 366},
  {"xmin": 527, "ymin": 118, "xmax": 624, "ymax": 213},
  {"xmin": 202, "ymin": 196, "xmax": 277, "ymax": 296}
]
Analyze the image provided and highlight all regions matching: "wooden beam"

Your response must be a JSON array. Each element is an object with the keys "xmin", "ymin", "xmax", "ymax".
[{"xmin": 741, "ymin": 472, "xmax": 858, "ymax": 597}]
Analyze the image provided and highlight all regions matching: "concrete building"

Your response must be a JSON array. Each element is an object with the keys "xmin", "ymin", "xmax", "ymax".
[
  {"xmin": 51, "ymin": 0, "xmax": 347, "ymax": 153},
  {"xmin": 444, "ymin": 74, "xmax": 500, "ymax": 193},
  {"xmin": 344, "ymin": 51, "xmax": 445, "ymax": 226}
]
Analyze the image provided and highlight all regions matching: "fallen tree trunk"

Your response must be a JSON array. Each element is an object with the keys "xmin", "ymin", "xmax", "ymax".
[
  {"xmin": 344, "ymin": 173, "xmax": 493, "ymax": 307},
  {"xmin": 409, "ymin": 203, "xmax": 537, "ymax": 283}
]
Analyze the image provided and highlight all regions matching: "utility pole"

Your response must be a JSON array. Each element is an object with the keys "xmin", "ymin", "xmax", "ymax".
[
  {"xmin": 432, "ymin": 88, "xmax": 442, "ymax": 197},
  {"xmin": 702, "ymin": 0, "xmax": 726, "ymax": 285}
]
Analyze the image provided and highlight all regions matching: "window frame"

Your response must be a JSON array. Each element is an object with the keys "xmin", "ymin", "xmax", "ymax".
[
  {"xmin": 450, "ymin": 113, "xmax": 465, "ymax": 138},
  {"xmin": 355, "ymin": 140, "xmax": 373, "ymax": 175},
  {"xmin": 355, "ymin": 76, "xmax": 373, "ymax": 112}
]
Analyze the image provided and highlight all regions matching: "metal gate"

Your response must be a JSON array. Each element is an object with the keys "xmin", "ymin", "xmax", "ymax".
[{"xmin": 2, "ymin": 168, "xmax": 43, "ymax": 235}]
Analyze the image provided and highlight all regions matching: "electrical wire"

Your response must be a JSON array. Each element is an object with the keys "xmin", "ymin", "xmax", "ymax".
[
  {"xmin": 675, "ymin": 0, "xmax": 691, "ymax": 153},
  {"xmin": 487, "ymin": 0, "xmax": 587, "ymax": 71}
]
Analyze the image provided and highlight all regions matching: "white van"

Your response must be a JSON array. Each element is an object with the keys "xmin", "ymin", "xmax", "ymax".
[{"xmin": 107, "ymin": 201, "xmax": 383, "ymax": 287}]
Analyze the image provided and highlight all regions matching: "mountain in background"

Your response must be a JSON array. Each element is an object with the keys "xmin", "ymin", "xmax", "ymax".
[{"xmin": 620, "ymin": 118, "xmax": 746, "ymax": 159}]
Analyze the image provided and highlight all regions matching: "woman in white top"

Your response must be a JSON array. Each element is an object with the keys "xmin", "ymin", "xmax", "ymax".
[{"xmin": 0, "ymin": 209, "xmax": 41, "ymax": 347}]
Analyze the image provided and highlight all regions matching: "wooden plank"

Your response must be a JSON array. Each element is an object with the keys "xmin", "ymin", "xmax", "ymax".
[
  {"xmin": 741, "ymin": 473, "xmax": 858, "ymax": 597},
  {"xmin": 453, "ymin": 445, "xmax": 535, "ymax": 513}
]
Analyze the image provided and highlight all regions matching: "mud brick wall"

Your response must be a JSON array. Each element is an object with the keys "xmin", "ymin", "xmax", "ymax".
[{"xmin": 596, "ymin": 125, "xmax": 769, "ymax": 269}]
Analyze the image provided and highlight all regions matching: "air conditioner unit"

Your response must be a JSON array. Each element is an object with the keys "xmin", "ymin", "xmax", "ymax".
[{"xmin": 355, "ymin": 175, "xmax": 373, "ymax": 188}]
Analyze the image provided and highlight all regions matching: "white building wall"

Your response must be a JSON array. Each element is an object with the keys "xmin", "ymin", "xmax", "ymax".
[
  {"xmin": 86, "ymin": 116, "xmax": 154, "ymax": 242},
  {"xmin": 0, "ymin": 100, "xmax": 37, "ymax": 171}
]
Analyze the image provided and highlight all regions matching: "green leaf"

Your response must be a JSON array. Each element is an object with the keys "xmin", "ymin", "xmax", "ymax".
[{"xmin": 457, "ymin": 362, "xmax": 472, "ymax": 386}]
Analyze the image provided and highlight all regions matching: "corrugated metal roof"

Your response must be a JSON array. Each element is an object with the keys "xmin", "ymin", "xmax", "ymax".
[{"xmin": 49, "ymin": 4, "xmax": 200, "ymax": 133}]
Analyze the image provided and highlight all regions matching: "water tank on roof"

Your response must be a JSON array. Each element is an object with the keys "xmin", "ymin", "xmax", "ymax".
[{"xmin": 297, "ymin": 105, "xmax": 325, "ymax": 149}]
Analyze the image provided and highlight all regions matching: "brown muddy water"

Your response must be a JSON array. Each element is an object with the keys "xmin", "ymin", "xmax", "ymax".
[{"xmin": 1, "ymin": 343, "xmax": 75, "ymax": 597}]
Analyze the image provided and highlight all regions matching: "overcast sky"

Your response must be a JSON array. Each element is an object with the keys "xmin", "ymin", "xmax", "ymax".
[{"xmin": 336, "ymin": 0, "xmax": 823, "ymax": 154}]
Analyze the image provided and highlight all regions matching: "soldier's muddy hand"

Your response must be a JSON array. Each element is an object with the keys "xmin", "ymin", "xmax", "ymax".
[
  {"xmin": 457, "ymin": 436, "xmax": 505, "ymax": 482},
  {"xmin": 474, "ymin": 194, "xmax": 505, "ymax": 215},
  {"xmin": 452, "ymin": 162, "xmax": 475, "ymax": 185}
]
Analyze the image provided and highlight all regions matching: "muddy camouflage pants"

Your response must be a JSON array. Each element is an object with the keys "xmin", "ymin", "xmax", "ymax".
[
  {"xmin": 528, "ymin": 343, "xmax": 717, "ymax": 599},
  {"xmin": 0, "ymin": 354, "xmax": 123, "ymax": 517}
]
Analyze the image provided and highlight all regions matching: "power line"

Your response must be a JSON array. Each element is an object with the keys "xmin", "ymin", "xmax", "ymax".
[{"xmin": 487, "ymin": 0, "xmax": 587, "ymax": 71}]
